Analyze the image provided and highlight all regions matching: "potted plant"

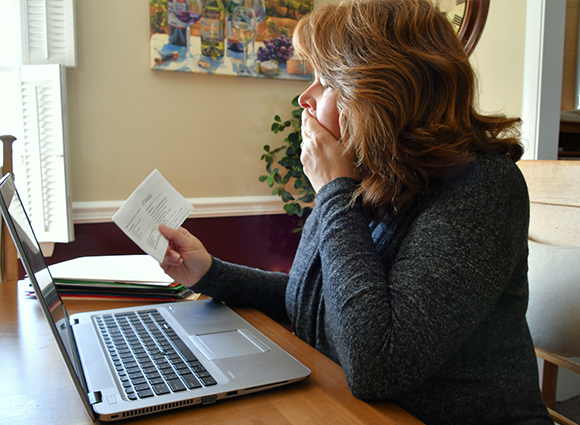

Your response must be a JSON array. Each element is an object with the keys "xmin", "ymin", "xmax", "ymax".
[{"xmin": 259, "ymin": 95, "xmax": 315, "ymax": 232}]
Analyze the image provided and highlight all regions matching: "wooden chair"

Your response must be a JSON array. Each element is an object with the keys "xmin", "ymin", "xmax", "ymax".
[
  {"xmin": 0, "ymin": 135, "xmax": 19, "ymax": 283},
  {"xmin": 517, "ymin": 160, "xmax": 580, "ymax": 425}
]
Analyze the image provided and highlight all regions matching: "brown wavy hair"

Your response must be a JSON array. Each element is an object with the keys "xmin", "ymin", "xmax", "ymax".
[{"xmin": 293, "ymin": 0, "xmax": 523, "ymax": 219}]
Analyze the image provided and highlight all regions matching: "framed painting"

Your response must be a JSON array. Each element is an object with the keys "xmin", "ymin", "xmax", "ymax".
[{"xmin": 149, "ymin": 0, "xmax": 313, "ymax": 80}]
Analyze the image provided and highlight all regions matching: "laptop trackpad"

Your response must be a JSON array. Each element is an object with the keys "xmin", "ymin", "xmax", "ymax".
[{"xmin": 189, "ymin": 329, "xmax": 271, "ymax": 361}]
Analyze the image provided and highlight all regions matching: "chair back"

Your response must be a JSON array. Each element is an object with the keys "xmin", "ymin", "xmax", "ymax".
[
  {"xmin": 517, "ymin": 160, "xmax": 580, "ymax": 357},
  {"xmin": 0, "ymin": 135, "xmax": 18, "ymax": 282},
  {"xmin": 518, "ymin": 160, "xmax": 580, "ymax": 246}
]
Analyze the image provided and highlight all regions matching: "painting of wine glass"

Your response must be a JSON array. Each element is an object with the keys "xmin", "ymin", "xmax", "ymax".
[{"xmin": 149, "ymin": 0, "xmax": 313, "ymax": 80}]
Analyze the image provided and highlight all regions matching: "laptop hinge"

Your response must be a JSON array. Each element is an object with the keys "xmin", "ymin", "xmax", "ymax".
[
  {"xmin": 88, "ymin": 391, "xmax": 102, "ymax": 405},
  {"xmin": 60, "ymin": 318, "xmax": 79, "ymax": 330}
]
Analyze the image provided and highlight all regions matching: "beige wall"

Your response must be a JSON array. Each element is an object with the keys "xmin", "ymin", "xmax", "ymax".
[
  {"xmin": 67, "ymin": 0, "xmax": 527, "ymax": 204},
  {"xmin": 562, "ymin": 0, "xmax": 579, "ymax": 111},
  {"xmin": 470, "ymin": 0, "xmax": 527, "ymax": 118}
]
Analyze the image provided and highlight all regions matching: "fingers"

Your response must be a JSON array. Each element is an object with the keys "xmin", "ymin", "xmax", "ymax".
[
  {"xmin": 163, "ymin": 249, "xmax": 183, "ymax": 266},
  {"xmin": 300, "ymin": 110, "xmax": 359, "ymax": 192},
  {"xmin": 159, "ymin": 223, "xmax": 177, "ymax": 239},
  {"xmin": 159, "ymin": 224, "xmax": 193, "ymax": 247},
  {"xmin": 301, "ymin": 109, "xmax": 342, "ymax": 149},
  {"xmin": 301, "ymin": 110, "xmax": 324, "ymax": 145},
  {"xmin": 159, "ymin": 223, "xmax": 171, "ymax": 233},
  {"xmin": 159, "ymin": 224, "xmax": 190, "ymax": 266}
]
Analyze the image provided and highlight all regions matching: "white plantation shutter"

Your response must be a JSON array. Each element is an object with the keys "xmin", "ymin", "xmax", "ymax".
[
  {"xmin": 0, "ymin": 1, "xmax": 76, "ymax": 245},
  {"xmin": 12, "ymin": 64, "xmax": 73, "ymax": 243},
  {"xmin": 20, "ymin": 0, "xmax": 76, "ymax": 67}
]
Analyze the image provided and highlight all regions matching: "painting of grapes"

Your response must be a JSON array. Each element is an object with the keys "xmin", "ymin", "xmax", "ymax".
[{"xmin": 149, "ymin": 0, "xmax": 314, "ymax": 80}]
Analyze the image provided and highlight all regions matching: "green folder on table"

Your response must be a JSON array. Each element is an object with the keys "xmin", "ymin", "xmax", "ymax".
[{"xmin": 44, "ymin": 255, "xmax": 198, "ymax": 301}]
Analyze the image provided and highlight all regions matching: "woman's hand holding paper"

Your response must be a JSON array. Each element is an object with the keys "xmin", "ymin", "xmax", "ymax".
[{"xmin": 158, "ymin": 224, "xmax": 212, "ymax": 287}]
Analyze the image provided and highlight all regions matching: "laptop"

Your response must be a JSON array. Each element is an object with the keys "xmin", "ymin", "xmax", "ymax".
[{"xmin": 0, "ymin": 173, "xmax": 310, "ymax": 421}]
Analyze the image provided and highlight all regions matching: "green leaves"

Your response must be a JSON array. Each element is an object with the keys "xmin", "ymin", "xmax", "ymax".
[
  {"xmin": 259, "ymin": 167, "xmax": 280, "ymax": 187},
  {"xmin": 291, "ymin": 95, "xmax": 301, "ymax": 108},
  {"xmin": 259, "ymin": 94, "xmax": 315, "ymax": 229}
]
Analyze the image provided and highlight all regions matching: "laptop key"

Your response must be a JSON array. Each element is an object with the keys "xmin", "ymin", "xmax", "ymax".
[
  {"xmin": 143, "ymin": 366, "xmax": 158, "ymax": 374},
  {"xmin": 158, "ymin": 363, "xmax": 173, "ymax": 371},
  {"xmin": 177, "ymin": 367, "xmax": 192, "ymax": 376},
  {"xmin": 137, "ymin": 388, "xmax": 154, "ymax": 398},
  {"xmin": 173, "ymin": 361, "xmax": 189, "ymax": 370},
  {"xmin": 181, "ymin": 373, "xmax": 202, "ymax": 389},
  {"xmin": 199, "ymin": 376, "xmax": 217, "ymax": 386},
  {"xmin": 162, "ymin": 372, "xmax": 179, "ymax": 381},
  {"xmin": 171, "ymin": 339, "xmax": 198, "ymax": 362},
  {"xmin": 152, "ymin": 383, "xmax": 170, "ymax": 395},
  {"xmin": 134, "ymin": 383, "xmax": 151, "ymax": 392},
  {"xmin": 167, "ymin": 378, "xmax": 186, "ymax": 392}
]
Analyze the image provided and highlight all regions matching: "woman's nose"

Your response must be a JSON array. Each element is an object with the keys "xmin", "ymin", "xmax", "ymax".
[{"xmin": 298, "ymin": 87, "xmax": 314, "ymax": 111}]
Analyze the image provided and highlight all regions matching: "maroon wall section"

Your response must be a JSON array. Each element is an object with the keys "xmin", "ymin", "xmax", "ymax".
[{"xmin": 37, "ymin": 214, "xmax": 302, "ymax": 276}]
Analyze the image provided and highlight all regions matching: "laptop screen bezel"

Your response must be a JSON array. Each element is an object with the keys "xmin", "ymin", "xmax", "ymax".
[{"xmin": 0, "ymin": 173, "xmax": 96, "ymax": 422}]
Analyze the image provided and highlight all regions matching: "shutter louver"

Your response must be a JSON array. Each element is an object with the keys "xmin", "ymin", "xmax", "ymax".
[
  {"xmin": 13, "ymin": 64, "xmax": 73, "ymax": 243},
  {"xmin": 21, "ymin": 0, "xmax": 76, "ymax": 67}
]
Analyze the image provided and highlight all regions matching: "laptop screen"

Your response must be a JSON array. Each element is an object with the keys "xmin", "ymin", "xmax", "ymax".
[{"xmin": 0, "ymin": 173, "xmax": 91, "ymax": 406}]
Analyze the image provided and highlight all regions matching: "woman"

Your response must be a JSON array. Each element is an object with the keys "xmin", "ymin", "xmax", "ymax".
[{"xmin": 160, "ymin": 0, "xmax": 552, "ymax": 423}]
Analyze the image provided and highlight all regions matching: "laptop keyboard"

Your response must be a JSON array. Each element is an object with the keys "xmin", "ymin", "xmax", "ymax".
[{"xmin": 95, "ymin": 309, "xmax": 217, "ymax": 400}]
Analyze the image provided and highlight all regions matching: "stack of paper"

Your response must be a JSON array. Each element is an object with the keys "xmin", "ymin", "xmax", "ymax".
[{"xmin": 47, "ymin": 255, "xmax": 198, "ymax": 302}]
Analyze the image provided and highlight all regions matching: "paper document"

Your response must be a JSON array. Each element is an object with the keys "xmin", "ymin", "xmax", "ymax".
[
  {"xmin": 49, "ymin": 255, "xmax": 174, "ymax": 284},
  {"xmin": 112, "ymin": 169, "xmax": 193, "ymax": 262}
]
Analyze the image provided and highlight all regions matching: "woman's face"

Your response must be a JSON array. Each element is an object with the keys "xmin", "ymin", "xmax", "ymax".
[{"xmin": 298, "ymin": 73, "xmax": 341, "ymax": 140}]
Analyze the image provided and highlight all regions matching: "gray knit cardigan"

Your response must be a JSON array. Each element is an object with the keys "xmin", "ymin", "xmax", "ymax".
[{"xmin": 193, "ymin": 154, "xmax": 552, "ymax": 425}]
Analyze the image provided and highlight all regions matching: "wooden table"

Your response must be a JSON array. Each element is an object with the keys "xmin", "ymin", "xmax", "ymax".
[{"xmin": 0, "ymin": 280, "xmax": 423, "ymax": 424}]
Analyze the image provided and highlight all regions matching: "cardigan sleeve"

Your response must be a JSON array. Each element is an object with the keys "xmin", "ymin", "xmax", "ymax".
[{"xmin": 192, "ymin": 257, "xmax": 291, "ymax": 324}]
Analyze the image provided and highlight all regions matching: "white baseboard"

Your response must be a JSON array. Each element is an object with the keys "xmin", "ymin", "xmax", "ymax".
[{"xmin": 72, "ymin": 196, "xmax": 287, "ymax": 224}]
